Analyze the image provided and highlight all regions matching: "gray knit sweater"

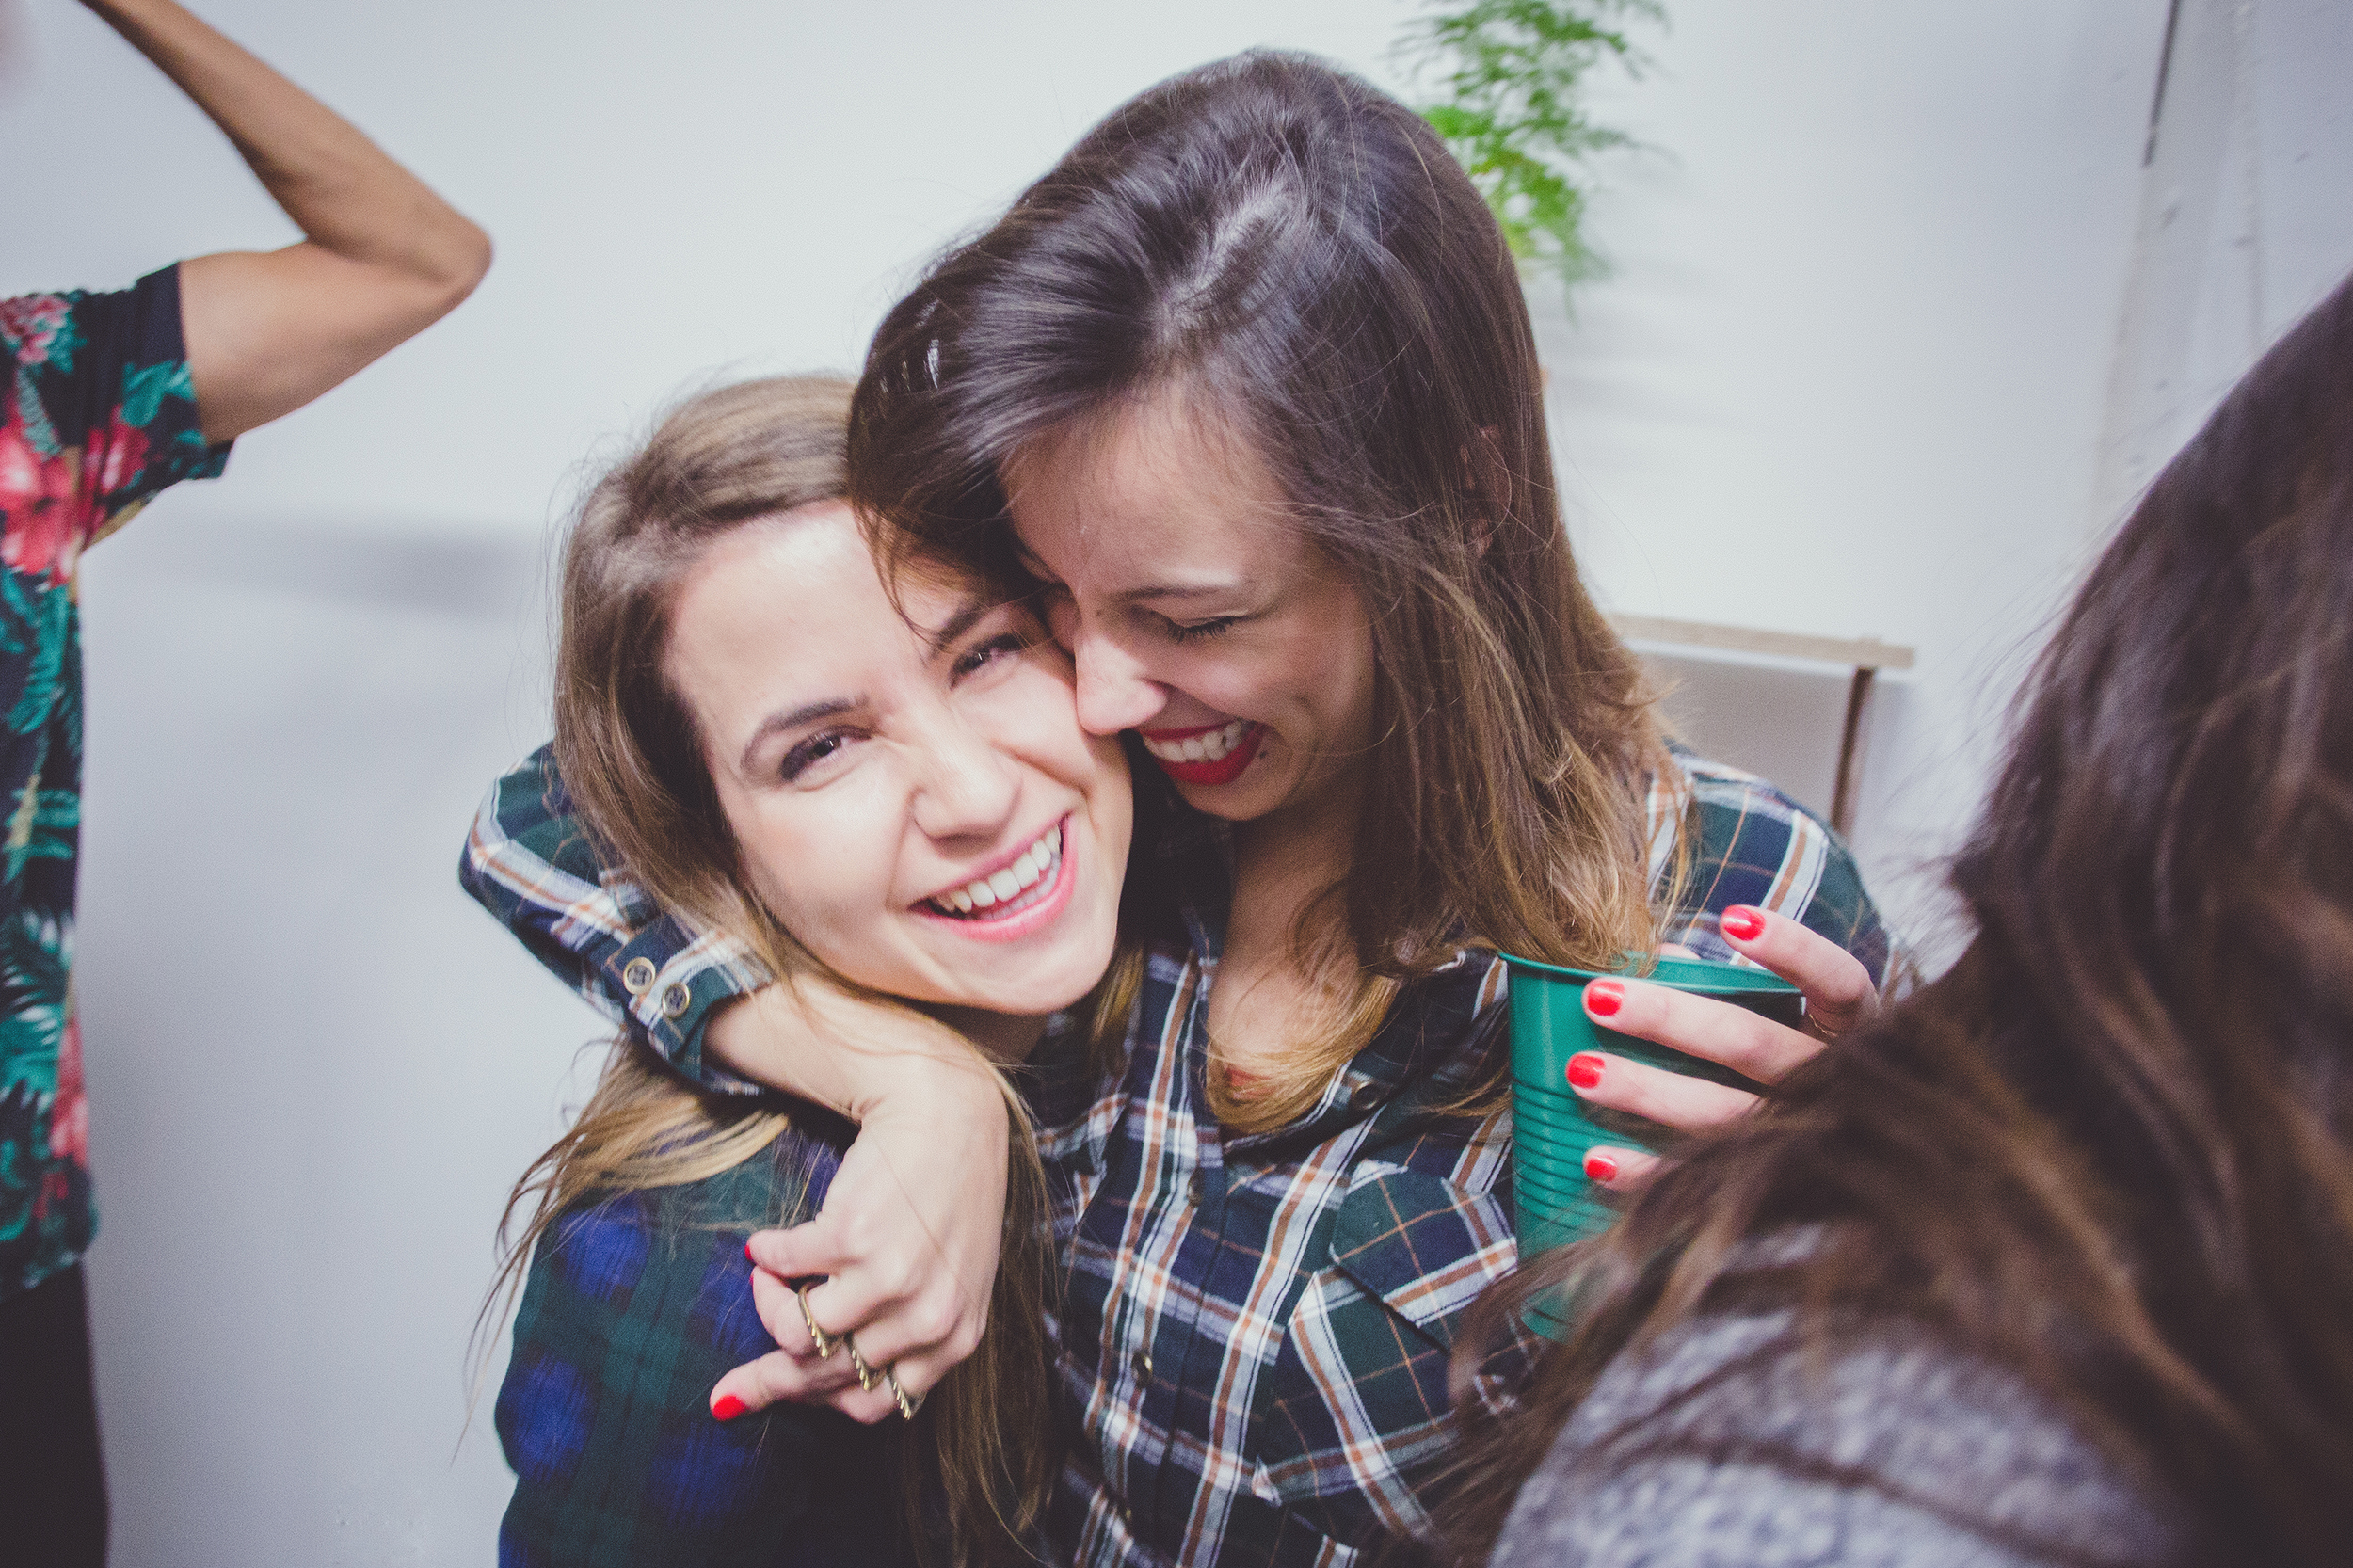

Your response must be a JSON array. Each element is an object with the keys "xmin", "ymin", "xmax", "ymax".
[{"xmin": 1489, "ymin": 1308, "xmax": 2185, "ymax": 1568}]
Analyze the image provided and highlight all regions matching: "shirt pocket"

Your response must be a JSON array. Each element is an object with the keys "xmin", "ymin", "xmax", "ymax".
[{"xmin": 1249, "ymin": 1170, "xmax": 1516, "ymax": 1548}]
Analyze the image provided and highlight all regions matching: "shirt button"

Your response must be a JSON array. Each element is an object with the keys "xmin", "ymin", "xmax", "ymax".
[
  {"xmin": 661, "ymin": 982, "xmax": 693, "ymax": 1018},
  {"xmin": 1133, "ymin": 1347, "xmax": 1154, "ymax": 1381},
  {"xmin": 621, "ymin": 957, "xmax": 657, "ymax": 995},
  {"xmin": 1348, "ymin": 1082, "xmax": 1383, "ymax": 1112}
]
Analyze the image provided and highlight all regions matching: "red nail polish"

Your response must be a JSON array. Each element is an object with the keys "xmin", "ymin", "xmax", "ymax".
[
  {"xmin": 1584, "ymin": 1149, "xmax": 1619, "ymax": 1182},
  {"xmin": 1584, "ymin": 979, "xmax": 1624, "ymax": 1018},
  {"xmin": 1566, "ymin": 1052, "xmax": 1605, "ymax": 1090},
  {"xmin": 744, "ymin": 1240, "xmax": 756, "ymax": 1263},
  {"xmin": 712, "ymin": 1393, "xmax": 746, "ymax": 1422},
  {"xmin": 1721, "ymin": 906, "xmax": 1765, "ymax": 942}
]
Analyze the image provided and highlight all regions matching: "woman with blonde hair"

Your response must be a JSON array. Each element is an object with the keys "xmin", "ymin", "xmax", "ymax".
[{"xmin": 484, "ymin": 375, "xmax": 1135, "ymax": 1565}]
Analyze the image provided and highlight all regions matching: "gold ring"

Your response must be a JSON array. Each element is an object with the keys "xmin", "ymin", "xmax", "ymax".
[
  {"xmin": 884, "ymin": 1367, "xmax": 921, "ymax": 1421},
  {"xmin": 794, "ymin": 1286, "xmax": 835, "ymax": 1360},
  {"xmin": 844, "ymin": 1335, "xmax": 878, "ymax": 1392}
]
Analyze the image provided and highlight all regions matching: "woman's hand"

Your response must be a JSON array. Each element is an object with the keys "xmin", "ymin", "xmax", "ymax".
[
  {"xmin": 1571, "ymin": 905, "xmax": 1879, "ymax": 1189},
  {"xmin": 701, "ymin": 981, "xmax": 1013, "ymax": 1425}
]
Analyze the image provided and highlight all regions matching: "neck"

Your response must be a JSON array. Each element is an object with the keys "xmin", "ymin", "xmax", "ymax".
[
  {"xmin": 1229, "ymin": 767, "xmax": 1364, "ymax": 951},
  {"xmin": 922, "ymin": 1003, "xmax": 1048, "ymax": 1064}
]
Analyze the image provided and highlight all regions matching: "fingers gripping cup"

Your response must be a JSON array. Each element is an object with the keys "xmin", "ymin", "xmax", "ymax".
[{"xmin": 1504, "ymin": 953, "xmax": 1803, "ymax": 1265}]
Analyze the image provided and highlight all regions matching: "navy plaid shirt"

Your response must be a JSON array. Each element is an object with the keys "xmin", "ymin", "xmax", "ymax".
[{"xmin": 463, "ymin": 744, "xmax": 1891, "ymax": 1565}]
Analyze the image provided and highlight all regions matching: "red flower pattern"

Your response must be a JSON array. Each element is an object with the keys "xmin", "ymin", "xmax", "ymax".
[
  {"xmin": 51, "ymin": 1015, "xmax": 88, "ymax": 1168},
  {"xmin": 0, "ymin": 296, "xmax": 71, "ymax": 368},
  {"xmin": 0, "ymin": 398, "xmax": 100, "ymax": 584}
]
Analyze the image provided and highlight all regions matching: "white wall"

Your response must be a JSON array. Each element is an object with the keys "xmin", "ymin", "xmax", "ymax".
[
  {"xmin": 1537, "ymin": 0, "xmax": 2353, "ymax": 962},
  {"xmin": 1, "ymin": 0, "xmax": 2347, "ymax": 1561}
]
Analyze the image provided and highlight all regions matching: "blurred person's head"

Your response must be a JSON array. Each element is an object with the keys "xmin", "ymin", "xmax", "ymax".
[
  {"xmin": 1448, "ymin": 273, "xmax": 2353, "ymax": 1565},
  {"xmin": 501, "ymin": 376, "xmax": 1138, "ymax": 1564},
  {"xmin": 852, "ymin": 51, "xmax": 1666, "ymax": 1128}
]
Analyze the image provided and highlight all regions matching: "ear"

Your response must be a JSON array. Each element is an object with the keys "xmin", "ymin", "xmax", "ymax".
[{"xmin": 1459, "ymin": 425, "xmax": 1511, "ymax": 559}]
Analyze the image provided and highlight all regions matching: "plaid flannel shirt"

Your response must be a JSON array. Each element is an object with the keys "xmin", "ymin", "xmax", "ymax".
[
  {"xmin": 497, "ymin": 1129, "xmax": 921, "ymax": 1568},
  {"xmin": 461, "ymin": 744, "xmax": 1891, "ymax": 1566}
]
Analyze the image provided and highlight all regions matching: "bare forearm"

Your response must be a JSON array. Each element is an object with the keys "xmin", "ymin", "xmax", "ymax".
[
  {"xmin": 85, "ymin": 0, "xmax": 487, "ymax": 284},
  {"xmin": 709, "ymin": 982, "xmax": 1006, "ymax": 1124}
]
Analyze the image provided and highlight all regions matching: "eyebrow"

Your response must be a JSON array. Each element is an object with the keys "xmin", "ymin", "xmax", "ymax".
[
  {"xmin": 920, "ymin": 598, "xmax": 993, "ymax": 653},
  {"xmin": 1121, "ymin": 584, "xmax": 1240, "ymax": 602},
  {"xmin": 1010, "ymin": 549, "xmax": 1240, "ymax": 605},
  {"xmin": 737, "ymin": 697, "xmax": 857, "ymax": 777}
]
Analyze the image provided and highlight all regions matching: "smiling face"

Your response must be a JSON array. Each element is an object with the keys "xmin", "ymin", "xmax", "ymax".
[
  {"xmin": 1002, "ymin": 392, "xmax": 1378, "ymax": 825},
  {"xmin": 662, "ymin": 501, "xmax": 1130, "ymax": 1020}
]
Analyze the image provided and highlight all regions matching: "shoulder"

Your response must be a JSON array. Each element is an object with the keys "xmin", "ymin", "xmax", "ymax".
[
  {"xmin": 2, "ymin": 270, "xmax": 226, "ymax": 540},
  {"xmin": 5, "ymin": 270, "xmax": 197, "ymax": 409},
  {"xmin": 1493, "ymin": 1308, "xmax": 2186, "ymax": 1568},
  {"xmin": 1652, "ymin": 746, "xmax": 1893, "ymax": 986}
]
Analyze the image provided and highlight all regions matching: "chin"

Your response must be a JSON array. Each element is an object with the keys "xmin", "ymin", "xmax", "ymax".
[
  {"xmin": 968, "ymin": 941, "xmax": 1118, "ymax": 1016},
  {"xmin": 1171, "ymin": 774, "xmax": 1284, "ymax": 823}
]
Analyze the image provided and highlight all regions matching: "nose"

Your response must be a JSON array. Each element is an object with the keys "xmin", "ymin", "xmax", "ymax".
[
  {"xmin": 1068, "ymin": 624, "xmax": 1168, "ymax": 737},
  {"xmin": 908, "ymin": 707, "xmax": 1021, "ymax": 846}
]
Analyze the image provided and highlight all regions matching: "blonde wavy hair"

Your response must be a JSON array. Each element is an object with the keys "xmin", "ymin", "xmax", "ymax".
[{"xmin": 490, "ymin": 375, "xmax": 1095, "ymax": 1564}]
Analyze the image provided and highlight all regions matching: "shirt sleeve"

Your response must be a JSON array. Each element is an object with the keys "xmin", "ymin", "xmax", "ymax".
[
  {"xmin": 3, "ymin": 266, "xmax": 232, "ymax": 554},
  {"xmin": 458, "ymin": 744, "xmax": 773, "ymax": 1090},
  {"xmin": 1649, "ymin": 749, "xmax": 1897, "ymax": 990}
]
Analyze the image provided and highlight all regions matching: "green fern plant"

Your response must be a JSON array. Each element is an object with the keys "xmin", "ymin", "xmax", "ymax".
[{"xmin": 1400, "ymin": 0, "xmax": 1663, "ymax": 299}]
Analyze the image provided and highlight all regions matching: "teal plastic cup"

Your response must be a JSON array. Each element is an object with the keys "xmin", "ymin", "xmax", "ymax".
[{"xmin": 1505, "ymin": 952, "xmax": 1803, "ymax": 1263}]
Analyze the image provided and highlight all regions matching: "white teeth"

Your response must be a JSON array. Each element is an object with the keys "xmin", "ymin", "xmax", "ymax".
[
  {"xmin": 927, "ymin": 823, "xmax": 1064, "ymax": 918},
  {"xmin": 1144, "ymin": 720, "xmax": 1252, "ymax": 764}
]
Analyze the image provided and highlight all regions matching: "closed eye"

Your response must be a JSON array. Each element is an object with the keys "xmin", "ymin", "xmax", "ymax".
[{"xmin": 1161, "ymin": 615, "xmax": 1241, "ymax": 644}]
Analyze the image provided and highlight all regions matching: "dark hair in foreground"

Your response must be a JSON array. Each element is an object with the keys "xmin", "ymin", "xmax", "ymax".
[
  {"xmin": 850, "ymin": 50, "xmax": 1668, "ymax": 1129},
  {"xmin": 1444, "ymin": 276, "xmax": 2353, "ymax": 1562}
]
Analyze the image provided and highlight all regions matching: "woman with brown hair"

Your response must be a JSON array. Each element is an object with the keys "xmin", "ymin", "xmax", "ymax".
[
  {"xmin": 464, "ymin": 53, "xmax": 1895, "ymax": 1566},
  {"xmin": 1449, "ymin": 274, "xmax": 2353, "ymax": 1567},
  {"xmin": 484, "ymin": 376, "xmax": 1133, "ymax": 1565}
]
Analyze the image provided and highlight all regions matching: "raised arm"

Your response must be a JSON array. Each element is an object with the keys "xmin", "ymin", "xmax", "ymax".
[{"xmin": 82, "ymin": 0, "xmax": 492, "ymax": 443}]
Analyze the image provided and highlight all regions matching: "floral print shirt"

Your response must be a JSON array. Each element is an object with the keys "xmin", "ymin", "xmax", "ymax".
[{"xmin": 0, "ymin": 266, "xmax": 229, "ymax": 1302}]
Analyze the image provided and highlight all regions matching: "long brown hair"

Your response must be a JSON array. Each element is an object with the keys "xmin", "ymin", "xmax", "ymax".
[
  {"xmin": 849, "ymin": 52, "xmax": 1669, "ymax": 1128},
  {"xmin": 496, "ymin": 376, "xmax": 1058, "ymax": 1565},
  {"xmin": 1445, "ymin": 275, "xmax": 2353, "ymax": 1564}
]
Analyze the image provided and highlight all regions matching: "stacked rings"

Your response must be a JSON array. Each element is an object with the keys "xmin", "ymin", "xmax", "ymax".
[{"xmin": 796, "ymin": 1284, "xmax": 921, "ymax": 1421}]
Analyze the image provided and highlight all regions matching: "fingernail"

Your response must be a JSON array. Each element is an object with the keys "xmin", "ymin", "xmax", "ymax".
[
  {"xmin": 1584, "ymin": 1149, "xmax": 1618, "ymax": 1183},
  {"xmin": 1584, "ymin": 980, "xmax": 1624, "ymax": 1018},
  {"xmin": 744, "ymin": 1240, "xmax": 756, "ymax": 1263},
  {"xmin": 1721, "ymin": 905, "xmax": 1765, "ymax": 942},
  {"xmin": 1566, "ymin": 1052, "xmax": 1605, "ymax": 1090},
  {"xmin": 712, "ymin": 1393, "xmax": 746, "ymax": 1422}
]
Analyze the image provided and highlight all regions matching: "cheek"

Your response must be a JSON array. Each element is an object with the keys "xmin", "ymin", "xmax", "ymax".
[
  {"xmin": 972, "ymin": 664, "xmax": 1101, "ymax": 770},
  {"xmin": 1302, "ymin": 593, "xmax": 1377, "ymax": 732},
  {"xmin": 724, "ymin": 794, "xmax": 896, "ymax": 952}
]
